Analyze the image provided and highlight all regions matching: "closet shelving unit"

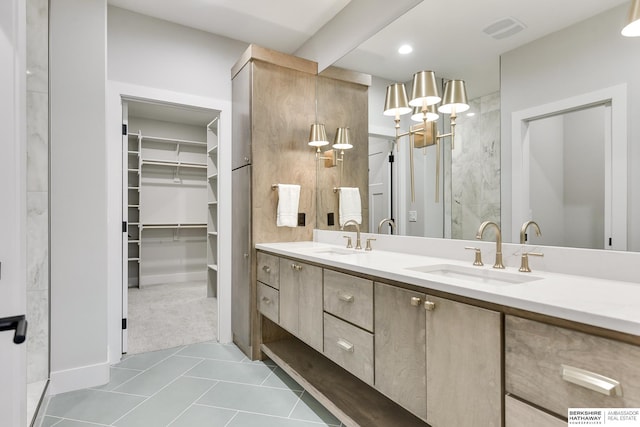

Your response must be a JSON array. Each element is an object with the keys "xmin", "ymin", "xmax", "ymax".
[
  {"xmin": 207, "ymin": 118, "xmax": 219, "ymax": 297},
  {"xmin": 127, "ymin": 133, "xmax": 141, "ymax": 286},
  {"xmin": 130, "ymin": 130, "xmax": 208, "ymax": 288}
]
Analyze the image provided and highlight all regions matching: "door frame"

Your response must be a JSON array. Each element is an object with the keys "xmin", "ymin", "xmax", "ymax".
[
  {"xmin": 107, "ymin": 81, "xmax": 232, "ymax": 363},
  {"xmin": 0, "ymin": 0, "xmax": 27, "ymax": 425},
  {"xmin": 510, "ymin": 84, "xmax": 627, "ymax": 250}
]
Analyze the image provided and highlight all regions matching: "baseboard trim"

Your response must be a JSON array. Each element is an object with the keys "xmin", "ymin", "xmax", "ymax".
[
  {"xmin": 49, "ymin": 361, "xmax": 110, "ymax": 395},
  {"xmin": 139, "ymin": 271, "xmax": 206, "ymax": 287}
]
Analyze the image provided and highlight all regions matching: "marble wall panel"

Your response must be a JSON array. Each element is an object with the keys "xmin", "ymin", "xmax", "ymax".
[
  {"xmin": 451, "ymin": 92, "xmax": 501, "ymax": 240},
  {"xmin": 26, "ymin": 0, "xmax": 50, "ymax": 387}
]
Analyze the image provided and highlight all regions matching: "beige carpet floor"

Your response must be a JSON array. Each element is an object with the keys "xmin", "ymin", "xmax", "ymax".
[{"xmin": 127, "ymin": 281, "xmax": 217, "ymax": 355}]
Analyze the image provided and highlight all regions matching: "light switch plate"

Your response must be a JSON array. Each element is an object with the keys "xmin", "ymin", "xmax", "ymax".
[{"xmin": 409, "ymin": 210, "xmax": 417, "ymax": 222}]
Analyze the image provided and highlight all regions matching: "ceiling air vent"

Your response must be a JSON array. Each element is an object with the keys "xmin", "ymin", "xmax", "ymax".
[{"xmin": 482, "ymin": 17, "xmax": 526, "ymax": 40}]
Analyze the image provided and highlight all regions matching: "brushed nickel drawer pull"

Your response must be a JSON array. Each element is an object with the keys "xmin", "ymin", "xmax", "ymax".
[
  {"xmin": 262, "ymin": 265, "xmax": 271, "ymax": 273},
  {"xmin": 410, "ymin": 297, "xmax": 422, "ymax": 306},
  {"xmin": 291, "ymin": 263, "xmax": 302, "ymax": 271},
  {"xmin": 261, "ymin": 296, "xmax": 271, "ymax": 305},
  {"xmin": 336, "ymin": 339, "xmax": 354, "ymax": 353},
  {"xmin": 424, "ymin": 300, "xmax": 436, "ymax": 311},
  {"xmin": 339, "ymin": 293, "xmax": 354, "ymax": 303},
  {"xmin": 561, "ymin": 364, "xmax": 622, "ymax": 397}
]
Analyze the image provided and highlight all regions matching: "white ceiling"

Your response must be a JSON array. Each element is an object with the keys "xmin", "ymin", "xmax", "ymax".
[{"xmin": 109, "ymin": 0, "xmax": 630, "ymax": 98}]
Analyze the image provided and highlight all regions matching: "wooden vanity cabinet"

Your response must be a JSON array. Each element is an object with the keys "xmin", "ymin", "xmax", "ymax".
[
  {"xmin": 426, "ymin": 295, "xmax": 502, "ymax": 427},
  {"xmin": 505, "ymin": 396, "xmax": 565, "ymax": 427},
  {"xmin": 374, "ymin": 283, "xmax": 427, "ymax": 420},
  {"xmin": 278, "ymin": 258, "xmax": 323, "ymax": 352},
  {"xmin": 374, "ymin": 283, "xmax": 502, "ymax": 426},
  {"xmin": 505, "ymin": 315, "xmax": 640, "ymax": 419}
]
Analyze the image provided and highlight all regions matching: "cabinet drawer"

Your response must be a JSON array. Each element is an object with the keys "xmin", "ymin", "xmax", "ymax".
[
  {"xmin": 324, "ymin": 270, "xmax": 373, "ymax": 332},
  {"xmin": 505, "ymin": 316, "xmax": 640, "ymax": 417},
  {"xmin": 257, "ymin": 252, "xmax": 279, "ymax": 289},
  {"xmin": 505, "ymin": 396, "xmax": 565, "ymax": 427},
  {"xmin": 323, "ymin": 313, "xmax": 374, "ymax": 386},
  {"xmin": 257, "ymin": 282, "xmax": 279, "ymax": 324}
]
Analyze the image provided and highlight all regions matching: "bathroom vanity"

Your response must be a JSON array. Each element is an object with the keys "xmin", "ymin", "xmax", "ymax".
[{"xmin": 254, "ymin": 238, "xmax": 640, "ymax": 427}]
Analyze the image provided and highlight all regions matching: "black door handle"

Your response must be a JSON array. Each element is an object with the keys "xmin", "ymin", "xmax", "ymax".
[{"xmin": 0, "ymin": 315, "xmax": 27, "ymax": 344}]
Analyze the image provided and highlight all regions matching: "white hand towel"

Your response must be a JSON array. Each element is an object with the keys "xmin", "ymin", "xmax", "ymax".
[
  {"xmin": 276, "ymin": 184, "xmax": 300, "ymax": 227},
  {"xmin": 339, "ymin": 187, "xmax": 362, "ymax": 226}
]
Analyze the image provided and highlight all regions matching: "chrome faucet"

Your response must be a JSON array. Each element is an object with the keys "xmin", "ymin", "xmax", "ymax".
[
  {"xmin": 377, "ymin": 218, "xmax": 396, "ymax": 234},
  {"xmin": 476, "ymin": 221, "xmax": 504, "ymax": 269},
  {"xmin": 341, "ymin": 220, "xmax": 362, "ymax": 250},
  {"xmin": 519, "ymin": 220, "xmax": 544, "ymax": 272}
]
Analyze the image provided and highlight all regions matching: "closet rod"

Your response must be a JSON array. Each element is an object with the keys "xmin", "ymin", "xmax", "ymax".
[
  {"xmin": 141, "ymin": 160, "xmax": 207, "ymax": 169},
  {"xmin": 127, "ymin": 132, "xmax": 207, "ymax": 146},
  {"xmin": 141, "ymin": 223, "xmax": 207, "ymax": 230}
]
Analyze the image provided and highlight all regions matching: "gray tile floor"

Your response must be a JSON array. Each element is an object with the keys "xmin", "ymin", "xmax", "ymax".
[{"xmin": 42, "ymin": 342, "xmax": 343, "ymax": 427}]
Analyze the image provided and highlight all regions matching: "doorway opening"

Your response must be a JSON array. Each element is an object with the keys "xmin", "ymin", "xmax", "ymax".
[
  {"xmin": 122, "ymin": 98, "xmax": 220, "ymax": 354},
  {"xmin": 511, "ymin": 84, "xmax": 627, "ymax": 250}
]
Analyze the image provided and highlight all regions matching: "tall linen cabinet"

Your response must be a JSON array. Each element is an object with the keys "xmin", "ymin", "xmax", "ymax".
[{"xmin": 230, "ymin": 45, "xmax": 370, "ymax": 358}]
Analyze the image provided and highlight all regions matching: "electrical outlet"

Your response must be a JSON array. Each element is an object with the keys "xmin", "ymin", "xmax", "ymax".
[{"xmin": 409, "ymin": 210, "xmax": 418, "ymax": 222}]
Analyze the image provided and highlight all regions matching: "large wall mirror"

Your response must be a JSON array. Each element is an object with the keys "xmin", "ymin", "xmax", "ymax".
[{"xmin": 321, "ymin": 0, "xmax": 639, "ymax": 252}]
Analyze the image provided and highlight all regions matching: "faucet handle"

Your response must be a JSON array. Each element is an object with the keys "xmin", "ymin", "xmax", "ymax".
[
  {"xmin": 464, "ymin": 246, "xmax": 484, "ymax": 266},
  {"xmin": 365, "ymin": 238, "xmax": 376, "ymax": 251},
  {"xmin": 519, "ymin": 251, "xmax": 544, "ymax": 272},
  {"xmin": 343, "ymin": 235, "xmax": 353, "ymax": 249}
]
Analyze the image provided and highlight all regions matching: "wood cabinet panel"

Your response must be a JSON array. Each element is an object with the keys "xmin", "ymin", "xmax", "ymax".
[
  {"xmin": 374, "ymin": 282, "xmax": 427, "ymax": 420},
  {"xmin": 505, "ymin": 315, "xmax": 640, "ymax": 417},
  {"xmin": 257, "ymin": 282, "xmax": 279, "ymax": 324},
  {"xmin": 257, "ymin": 252, "xmax": 279, "ymax": 289},
  {"xmin": 505, "ymin": 396, "xmax": 565, "ymax": 427},
  {"xmin": 278, "ymin": 258, "xmax": 323, "ymax": 352},
  {"xmin": 298, "ymin": 263, "xmax": 323, "ymax": 352},
  {"xmin": 324, "ymin": 313, "xmax": 374, "ymax": 386},
  {"xmin": 324, "ymin": 269, "xmax": 373, "ymax": 332},
  {"xmin": 426, "ymin": 295, "xmax": 502, "ymax": 427}
]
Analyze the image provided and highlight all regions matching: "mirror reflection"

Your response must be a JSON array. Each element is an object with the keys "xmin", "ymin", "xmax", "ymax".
[{"xmin": 326, "ymin": 0, "xmax": 639, "ymax": 252}]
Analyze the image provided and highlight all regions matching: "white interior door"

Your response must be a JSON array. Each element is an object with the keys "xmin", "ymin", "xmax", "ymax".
[
  {"xmin": 369, "ymin": 136, "xmax": 393, "ymax": 233},
  {"xmin": 0, "ymin": 0, "xmax": 27, "ymax": 425},
  {"xmin": 121, "ymin": 100, "xmax": 129, "ymax": 353}
]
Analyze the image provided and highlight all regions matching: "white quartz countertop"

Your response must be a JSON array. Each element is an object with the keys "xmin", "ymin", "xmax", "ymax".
[{"xmin": 255, "ymin": 241, "xmax": 640, "ymax": 337}]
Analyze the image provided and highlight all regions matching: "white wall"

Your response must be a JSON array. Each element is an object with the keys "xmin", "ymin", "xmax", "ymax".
[
  {"xmin": 106, "ymin": 7, "xmax": 246, "ymax": 362},
  {"xmin": 501, "ymin": 4, "xmax": 640, "ymax": 250},
  {"xmin": 108, "ymin": 6, "xmax": 247, "ymax": 101},
  {"xmin": 49, "ymin": 0, "xmax": 109, "ymax": 393}
]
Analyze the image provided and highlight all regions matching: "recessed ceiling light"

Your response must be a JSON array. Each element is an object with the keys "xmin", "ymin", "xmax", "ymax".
[
  {"xmin": 466, "ymin": 112, "xmax": 476, "ymax": 117},
  {"xmin": 398, "ymin": 44, "xmax": 413, "ymax": 54}
]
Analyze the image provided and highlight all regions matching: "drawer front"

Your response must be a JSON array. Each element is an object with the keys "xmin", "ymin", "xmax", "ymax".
[
  {"xmin": 505, "ymin": 396, "xmax": 565, "ymax": 427},
  {"xmin": 257, "ymin": 282, "xmax": 279, "ymax": 324},
  {"xmin": 257, "ymin": 252, "xmax": 279, "ymax": 289},
  {"xmin": 324, "ymin": 270, "xmax": 374, "ymax": 332},
  {"xmin": 323, "ymin": 313, "xmax": 374, "ymax": 386},
  {"xmin": 505, "ymin": 316, "xmax": 640, "ymax": 417}
]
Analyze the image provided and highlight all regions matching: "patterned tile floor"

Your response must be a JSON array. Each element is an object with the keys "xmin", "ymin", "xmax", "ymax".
[{"xmin": 41, "ymin": 342, "xmax": 343, "ymax": 427}]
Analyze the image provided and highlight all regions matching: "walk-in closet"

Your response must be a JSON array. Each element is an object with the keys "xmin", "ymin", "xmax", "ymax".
[{"xmin": 122, "ymin": 99, "xmax": 219, "ymax": 354}]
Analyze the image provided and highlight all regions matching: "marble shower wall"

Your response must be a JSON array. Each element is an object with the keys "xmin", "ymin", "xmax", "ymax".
[
  {"xmin": 26, "ymin": 0, "xmax": 50, "ymax": 384},
  {"xmin": 450, "ymin": 92, "xmax": 501, "ymax": 240}
]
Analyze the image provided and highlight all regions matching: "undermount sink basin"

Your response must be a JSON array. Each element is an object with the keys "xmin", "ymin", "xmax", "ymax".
[
  {"xmin": 406, "ymin": 264, "xmax": 542, "ymax": 286},
  {"xmin": 313, "ymin": 248, "xmax": 358, "ymax": 256}
]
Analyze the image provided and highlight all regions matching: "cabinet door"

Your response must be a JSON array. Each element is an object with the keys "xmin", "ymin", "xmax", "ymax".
[
  {"xmin": 231, "ymin": 62, "xmax": 251, "ymax": 169},
  {"xmin": 426, "ymin": 295, "xmax": 502, "ymax": 427},
  {"xmin": 279, "ymin": 258, "xmax": 323, "ymax": 351},
  {"xmin": 278, "ymin": 258, "xmax": 299, "ymax": 336},
  {"xmin": 297, "ymin": 263, "xmax": 323, "ymax": 352},
  {"xmin": 374, "ymin": 283, "xmax": 427, "ymax": 421},
  {"xmin": 231, "ymin": 165, "xmax": 251, "ymax": 354}
]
